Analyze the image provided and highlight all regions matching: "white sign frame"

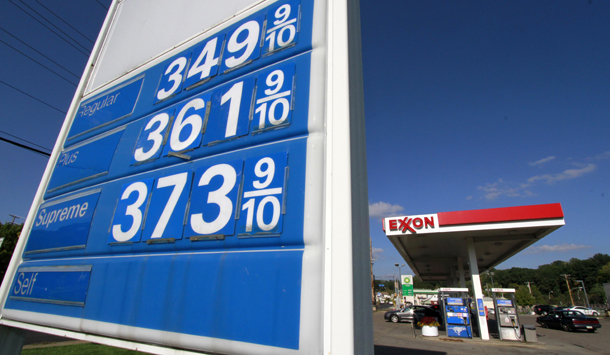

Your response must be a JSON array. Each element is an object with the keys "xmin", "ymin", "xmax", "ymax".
[{"xmin": 0, "ymin": 0, "xmax": 372, "ymax": 354}]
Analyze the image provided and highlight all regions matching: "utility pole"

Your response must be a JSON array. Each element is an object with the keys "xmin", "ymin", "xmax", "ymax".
[
  {"xmin": 525, "ymin": 281, "xmax": 532, "ymax": 294},
  {"xmin": 561, "ymin": 274, "xmax": 575, "ymax": 306},
  {"xmin": 370, "ymin": 238, "xmax": 376, "ymax": 307},
  {"xmin": 9, "ymin": 214, "xmax": 23, "ymax": 224}
]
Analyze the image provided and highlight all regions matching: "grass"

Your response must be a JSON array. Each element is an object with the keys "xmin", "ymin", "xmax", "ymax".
[{"xmin": 22, "ymin": 343, "xmax": 140, "ymax": 355}]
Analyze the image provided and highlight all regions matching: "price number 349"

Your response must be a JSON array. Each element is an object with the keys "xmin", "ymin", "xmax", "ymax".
[{"xmin": 155, "ymin": 0, "xmax": 300, "ymax": 103}]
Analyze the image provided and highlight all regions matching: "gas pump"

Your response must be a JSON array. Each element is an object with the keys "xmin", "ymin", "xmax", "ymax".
[
  {"xmin": 438, "ymin": 288, "xmax": 472, "ymax": 339},
  {"xmin": 492, "ymin": 288, "xmax": 521, "ymax": 341}
]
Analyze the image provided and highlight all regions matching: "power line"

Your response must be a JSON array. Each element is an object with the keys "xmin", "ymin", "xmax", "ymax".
[
  {"xmin": 95, "ymin": 0, "xmax": 109, "ymax": 11},
  {"xmin": 16, "ymin": 0, "xmax": 91, "ymax": 52},
  {"xmin": 0, "ymin": 39, "xmax": 78, "ymax": 86},
  {"xmin": 8, "ymin": 0, "xmax": 89, "ymax": 56},
  {"xmin": 0, "ymin": 130, "xmax": 52, "ymax": 152},
  {"xmin": 34, "ymin": 0, "xmax": 95, "ymax": 45},
  {"xmin": 0, "ymin": 80, "xmax": 67, "ymax": 114},
  {"xmin": 0, "ymin": 136, "xmax": 51, "ymax": 157},
  {"xmin": 0, "ymin": 27, "xmax": 81, "ymax": 78}
]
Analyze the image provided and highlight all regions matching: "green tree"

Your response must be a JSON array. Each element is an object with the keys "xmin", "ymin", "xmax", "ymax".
[
  {"xmin": 374, "ymin": 279, "xmax": 395, "ymax": 293},
  {"xmin": 515, "ymin": 285, "xmax": 535, "ymax": 306},
  {"xmin": 0, "ymin": 222, "xmax": 22, "ymax": 286},
  {"xmin": 597, "ymin": 262, "xmax": 610, "ymax": 284},
  {"xmin": 413, "ymin": 276, "xmax": 438, "ymax": 289},
  {"xmin": 588, "ymin": 283, "xmax": 607, "ymax": 304}
]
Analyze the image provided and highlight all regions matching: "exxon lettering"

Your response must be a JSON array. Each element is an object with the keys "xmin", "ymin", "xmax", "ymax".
[{"xmin": 388, "ymin": 216, "xmax": 435, "ymax": 234}]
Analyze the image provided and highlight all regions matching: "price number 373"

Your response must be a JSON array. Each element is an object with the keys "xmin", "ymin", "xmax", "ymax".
[{"xmin": 108, "ymin": 152, "xmax": 288, "ymax": 244}]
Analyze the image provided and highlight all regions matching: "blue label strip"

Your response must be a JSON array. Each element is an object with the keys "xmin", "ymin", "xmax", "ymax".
[
  {"xmin": 68, "ymin": 77, "xmax": 144, "ymax": 140},
  {"xmin": 47, "ymin": 128, "xmax": 124, "ymax": 193},
  {"xmin": 9, "ymin": 266, "xmax": 92, "ymax": 306},
  {"xmin": 25, "ymin": 190, "xmax": 101, "ymax": 254}
]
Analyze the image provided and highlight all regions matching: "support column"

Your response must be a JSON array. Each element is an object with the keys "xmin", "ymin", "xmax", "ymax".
[
  {"xmin": 467, "ymin": 238, "xmax": 489, "ymax": 340},
  {"xmin": 457, "ymin": 257, "xmax": 466, "ymax": 288},
  {"xmin": 449, "ymin": 267, "xmax": 458, "ymax": 287},
  {"xmin": 0, "ymin": 325, "xmax": 25, "ymax": 355}
]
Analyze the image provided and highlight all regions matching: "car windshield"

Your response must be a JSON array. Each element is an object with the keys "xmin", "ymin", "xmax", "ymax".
[{"xmin": 563, "ymin": 311, "xmax": 585, "ymax": 317}]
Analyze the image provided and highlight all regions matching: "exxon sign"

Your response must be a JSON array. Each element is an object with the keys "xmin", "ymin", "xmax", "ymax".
[{"xmin": 384, "ymin": 214, "xmax": 439, "ymax": 235}]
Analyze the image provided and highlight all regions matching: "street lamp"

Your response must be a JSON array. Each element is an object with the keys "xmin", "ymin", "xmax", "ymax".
[
  {"xmin": 394, "ymin": 263, "xmax": 405, "ymax": 307},
  {"xmin": 575, "ymin": 280, "xmax": 590, "ymax": 308},
  {"xmin": 394, "ymin": 263, "xmax": 405, "ymax": 293}
]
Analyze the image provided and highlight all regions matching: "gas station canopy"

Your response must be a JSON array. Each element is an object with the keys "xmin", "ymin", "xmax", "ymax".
[{"xmin": 382, "ymin": 203, "xmax": 565, "ymax": 283}]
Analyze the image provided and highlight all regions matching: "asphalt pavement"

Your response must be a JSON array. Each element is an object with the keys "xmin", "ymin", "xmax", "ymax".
[
  {"xmin": 21, "ymin": 309, "xmax": 610, "ymax": 354},
  {"xmin": 374, "ymin": 307, "xmax": 610, "ymax": 355}
]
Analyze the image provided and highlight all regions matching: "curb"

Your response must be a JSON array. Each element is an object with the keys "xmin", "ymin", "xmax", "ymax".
[{"xmin": 23, "ymin": 340, "xmax": 89, "ymax": 350}]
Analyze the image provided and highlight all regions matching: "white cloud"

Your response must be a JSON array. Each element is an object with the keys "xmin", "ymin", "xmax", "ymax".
[
  {"xmin": 593, "ymin": 151, "xmax": 610, "ymax": 160},
  {"xmin": 369, "ymin": 201, "xmax": 404, "ymax": 219},
  {"xmin": 372, "ymin": 247, "xmax": 384, "ymax": 260},
  {"xmin": 477, "ymin": 156, "xmax": 599, "ymax": 200},
  {"xmin": 527, "ymin": 164, "xmax": 596, "ymax": 184},
  {"xmin": 525, "ymin": 244, "xmax": 591, "ymax": 254},
  {"xmin": 477, "ymin": 180, "xmax": 534, "ymax": 200},
  {"xmin": 529, "ymin": 156, "xmax": 556, "ymax": 166}
]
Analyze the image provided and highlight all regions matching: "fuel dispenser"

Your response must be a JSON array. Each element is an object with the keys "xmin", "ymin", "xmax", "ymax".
[
  {"xmin": 438, "ymin": 288, "xmax": 472, "ymax": 339},
  {"xmin": 492, "ymin": 288, "xmax": 521, "ymax": 341}
]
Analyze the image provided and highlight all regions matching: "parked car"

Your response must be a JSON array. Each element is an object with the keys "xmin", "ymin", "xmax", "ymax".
[
  {"xmin": 533, "ymin": 305, "xmax": 554, "ymax": 315},
  {"xmin": 564, "ymin": 306, "xmax": 600, "ymax": 317},
  {"xmin": 536, "ymin": 310, "xmax": 601, "ymax": 332},
  {"xmin": 384, "ymin": 306, "xmax": 440, "ymax": 323},
  {"xmin": 425, "ymin": 305, "xmax": 444, "ymax": 322}
]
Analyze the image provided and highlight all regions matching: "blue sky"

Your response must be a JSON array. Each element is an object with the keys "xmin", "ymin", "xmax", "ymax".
[
  {"xmin": 362, "ymin": 0, "xmax": 610, "ymax": 279},
  {"xmin": 0, "ymin": 1, "xmax": 608, "ymax": 280}
]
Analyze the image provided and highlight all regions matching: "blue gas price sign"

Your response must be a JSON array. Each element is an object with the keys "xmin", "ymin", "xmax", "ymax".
[
  {"xmin": 0, "ymin": 0, "xmax": 371, "ymax": 353},
  {"xmin": 0, "ymin": 0, "xmax": 315, "ymax": 353}
]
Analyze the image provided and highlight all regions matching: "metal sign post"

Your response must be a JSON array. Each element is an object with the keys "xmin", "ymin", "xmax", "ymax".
[{"xmin": 0, "ymin": 0, "xmax": 372, "ymax": 354}]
